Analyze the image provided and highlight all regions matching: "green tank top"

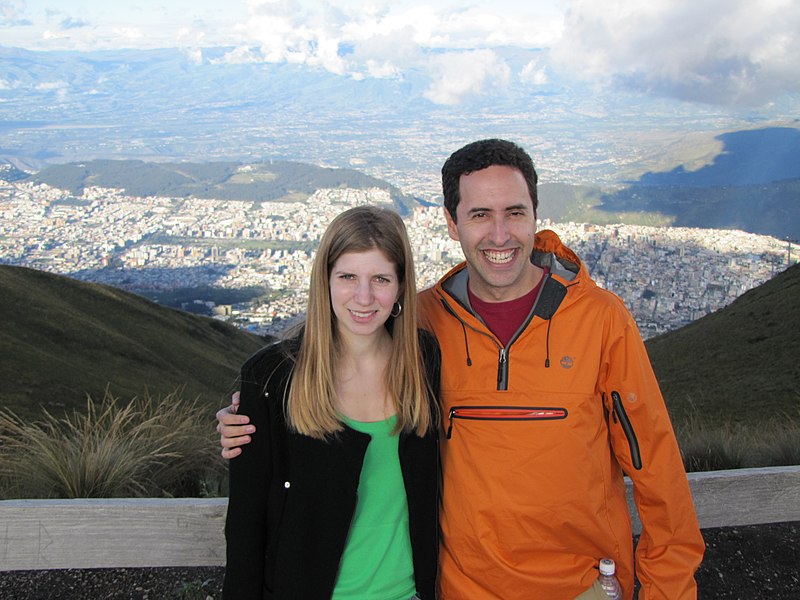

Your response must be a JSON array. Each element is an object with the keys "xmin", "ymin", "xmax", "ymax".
[{"xmin": 334, "ymin": 414, "xmax": 416, "ymax": 600}]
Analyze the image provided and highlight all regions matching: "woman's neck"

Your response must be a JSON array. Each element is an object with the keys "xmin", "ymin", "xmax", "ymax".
[{"xmin": 335, "ymin": 331, "xmax": 394, "ymax": 422}]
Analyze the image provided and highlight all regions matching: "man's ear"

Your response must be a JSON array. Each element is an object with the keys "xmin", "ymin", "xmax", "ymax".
[{"xmin": 444, "ymin": 206, "xmax": 459, "ymax": 242}]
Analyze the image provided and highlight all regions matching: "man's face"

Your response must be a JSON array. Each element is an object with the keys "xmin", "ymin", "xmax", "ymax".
[{"xmin": 445, "ymin": 164, "xmax": 539, "ymax": 302}]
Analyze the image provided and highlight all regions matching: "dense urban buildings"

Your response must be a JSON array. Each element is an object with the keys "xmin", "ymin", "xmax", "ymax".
[{"xmin": 1, "ymin": 179, "xmax": 792, "ymax": 339}]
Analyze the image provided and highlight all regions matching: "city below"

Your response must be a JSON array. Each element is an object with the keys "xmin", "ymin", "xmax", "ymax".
[{"xmin": 2, "ymin": 178, "xmax": 794, "ymax": 340}]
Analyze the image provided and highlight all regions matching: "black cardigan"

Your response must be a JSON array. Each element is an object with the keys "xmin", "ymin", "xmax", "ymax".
[{"xmin": 223, "ymin": 331, "xmax": 441, "ymax": 599}]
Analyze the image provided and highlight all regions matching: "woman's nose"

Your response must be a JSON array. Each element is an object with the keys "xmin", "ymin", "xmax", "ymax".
[{"xmin": 353, "ymin": 280, "xmax": 373, "ymax": 304}]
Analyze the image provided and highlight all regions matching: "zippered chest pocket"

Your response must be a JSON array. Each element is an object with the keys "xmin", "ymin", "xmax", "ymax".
[{"xmin": 446, "ymin": 405, "xmax": 568, "ymax": 439}]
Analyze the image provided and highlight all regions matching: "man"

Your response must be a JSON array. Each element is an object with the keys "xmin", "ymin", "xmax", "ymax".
[{"xmin": 218, "ymin": 139, "xmax": 704, "ymax": 599}]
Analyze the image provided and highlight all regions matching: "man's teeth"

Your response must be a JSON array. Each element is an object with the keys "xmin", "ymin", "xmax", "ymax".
[{"xmin": 484, "ymin": 249, "xmax": 515, "ymax": 264}]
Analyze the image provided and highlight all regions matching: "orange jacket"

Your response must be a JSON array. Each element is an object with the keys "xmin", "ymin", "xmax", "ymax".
[{"xmin": 418, "ymin": 230, "xmax": 704, "ymax": 600}]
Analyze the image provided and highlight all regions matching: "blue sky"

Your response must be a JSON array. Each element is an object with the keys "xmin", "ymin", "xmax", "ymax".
[{"xmin": 2, "ymin": 0, "xmax": 799, "ymax": 108}]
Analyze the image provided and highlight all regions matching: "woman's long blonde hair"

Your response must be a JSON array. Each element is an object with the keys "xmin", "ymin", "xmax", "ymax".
[{"xmin": 285, "ymin": 205, "xmax": 432, "ymax": 439}]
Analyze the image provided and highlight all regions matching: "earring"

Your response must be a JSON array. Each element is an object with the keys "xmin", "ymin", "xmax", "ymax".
[{"xmin": 391, "ymin": 301, "xmax": 402, "ymax": 317}]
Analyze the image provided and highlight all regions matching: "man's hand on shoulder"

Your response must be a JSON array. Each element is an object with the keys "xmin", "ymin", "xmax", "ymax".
[{"xmin": 216, "ymin": 391, "xmax": 255, "ymax": 459}]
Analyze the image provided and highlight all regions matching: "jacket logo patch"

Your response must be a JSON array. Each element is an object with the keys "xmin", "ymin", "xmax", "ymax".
[{"xmin": 559, "ymin": 356, "xmax": 574, "ymax": 369}]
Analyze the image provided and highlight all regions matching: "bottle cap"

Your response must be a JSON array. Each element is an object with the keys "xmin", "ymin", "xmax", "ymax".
[{"xmin": 599, "ymin": 558, "xmax": 616, "ymax": 576}]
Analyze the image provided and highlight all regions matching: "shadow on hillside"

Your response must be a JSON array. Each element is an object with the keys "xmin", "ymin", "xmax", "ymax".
[
  {"xmin": 597, "ymin": 127, "xmax": 800, "ymax": 240},
  {"xmin": 637, "ymin": 127, "xmax": 800, "ymax": 187},
  {"xmin": 69, "ymin": 263, "xmax": 240, "ymax": 296}
]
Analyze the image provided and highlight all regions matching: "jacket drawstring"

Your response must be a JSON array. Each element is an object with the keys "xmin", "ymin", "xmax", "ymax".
[
  {"xmin": 544, "ymin": 318, "xmax": 552, "ymax": 368},
  {"xmin": 439, "ymin": 297, "xmax": 473, "ymax": 367},
  {"xmin": 460, "ymin": 320, "xmax": 473, "ymax": 366}
]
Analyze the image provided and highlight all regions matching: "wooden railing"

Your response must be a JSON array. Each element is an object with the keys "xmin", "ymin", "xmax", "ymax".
[{"xmin": 1, "ymin": 466, "xmax": 799, "ymax": 571}]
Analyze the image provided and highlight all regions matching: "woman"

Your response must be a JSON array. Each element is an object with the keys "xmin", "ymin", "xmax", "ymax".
[{"xmin": 223, "ymin": 205, "xmax": 440, "ymax": 600}]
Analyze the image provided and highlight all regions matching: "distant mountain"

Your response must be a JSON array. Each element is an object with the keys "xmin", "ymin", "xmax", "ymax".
[
  {"xmin": 0, "ymin": 265, "xmax": 266, "ymax": 421},
  {"xmin": 0, "ymin": 46, "xmax": 797, "ymax": 239},
  {"xmin": 646, "ymin": 262, "xmax": 800, "ymax": 424},
  {"xmin": 23, "ymin": 159, "xmax": 421, "ymax": 214},
  {"xmin": 637, "ymin": 127, "xmax": 800, "ymax": 187}
]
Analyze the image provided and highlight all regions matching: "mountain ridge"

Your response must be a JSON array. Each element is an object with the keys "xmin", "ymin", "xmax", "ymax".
[
  {"xmin": 0, "ymin": 264, "xmax": 266, "ymax": 421},
  {"xmin": 23, "ymin": 158, "xmax": 420, "ymax": 214},
  {"xmin": 645, "ymin": 262, "xmax": 800, "ymax": 424}
]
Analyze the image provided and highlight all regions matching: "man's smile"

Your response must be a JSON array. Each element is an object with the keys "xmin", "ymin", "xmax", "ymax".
[{"xmin": 483, "ymin": 249, "xmax": 516, "ymax": 265}]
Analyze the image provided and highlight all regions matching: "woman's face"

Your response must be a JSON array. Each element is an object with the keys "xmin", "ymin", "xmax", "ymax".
[{"xmin": 329, "ymin": 248, "xmax": 401, "ymax": 341}]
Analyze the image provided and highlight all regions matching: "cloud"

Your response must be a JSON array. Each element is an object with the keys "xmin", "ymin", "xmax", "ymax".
[
  {"xmin": 1, "ymin": 0, "xmax": 32, "ymax": 26},
  {"xmin": 60, "ymin": 16, "xmax": 90, "ymax": 30},
  {"xmin": 520, "ymin": 58, "xmax": 548, "ymax": 85},
  {"xmin": 34, "ymin": 79, "xmax": 69, "ymax": 99},
  {"xmin": 424, "ymin": 49, "xmax": 511, "ymax": 105},
  {"xmin": 111, "ymin": 26, "xmax": 144, "ymax": 44},
  {"xmin": 424, "ymin": 4, "xmax": 563, "ymax": 48},
  {"xmin": 236, "ymin": 0, "xmax": 347, "ymax": 73},
  {"xmin": 552, "ymin": 0, "xmax": 800, "ymax": 106},
  {"xmin": 232, "ymin": 1, "xmax": 558, "ymax": 100}
]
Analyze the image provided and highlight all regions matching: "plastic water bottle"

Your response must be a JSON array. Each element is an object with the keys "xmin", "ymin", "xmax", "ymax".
[{"xmin": 598, "ymin": 558, "xmax": 622, "ymax": 600}]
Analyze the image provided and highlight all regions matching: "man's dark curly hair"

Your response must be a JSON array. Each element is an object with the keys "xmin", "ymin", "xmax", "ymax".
[{"xmin": 441, "ymin": 138, "xmax": 538, "ymax": 222}]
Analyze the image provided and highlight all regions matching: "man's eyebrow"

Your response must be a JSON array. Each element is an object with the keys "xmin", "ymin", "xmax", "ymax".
[{"xmin": 467, "ymin": 203, "xmax": 530, "ymax": 214}]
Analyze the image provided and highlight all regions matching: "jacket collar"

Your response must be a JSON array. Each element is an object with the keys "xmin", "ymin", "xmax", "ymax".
[{"xmin": 436, "ymin": 229, "xmax": 588, "ymax": 318}]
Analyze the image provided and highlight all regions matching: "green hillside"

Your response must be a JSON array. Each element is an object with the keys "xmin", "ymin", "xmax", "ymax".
[
  {"xmin": 646, "ymin": 262, "xmax": 800, "ymax": 425},
  {"xmin": 26, "ymin": 159, "xmax": 418, "ymax": 214},
  {"xmin": 0, "ymin": 265, "xmax": 266, "ymax": 421}
]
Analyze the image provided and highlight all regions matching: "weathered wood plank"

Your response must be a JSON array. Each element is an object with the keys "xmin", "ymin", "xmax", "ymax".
[
  {"xmin": 627, "ymin": 465, "xmax": 800, "ymax": 533},
  {"xmin": 0, "ymin": 498, "xmax": 227, "ymax": 570},
  {"xmin": 1, "ymin": 466, "xmax": 798, "ymax": 571}
]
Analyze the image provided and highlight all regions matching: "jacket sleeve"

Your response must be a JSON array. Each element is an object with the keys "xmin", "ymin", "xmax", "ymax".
[
  {"xmin": 600, "ymin": 308, "xmax": 705, "ymax": 600},
  {"xmin": 223, "ymin": 349, "xmax": 276, "ymax": 599}
]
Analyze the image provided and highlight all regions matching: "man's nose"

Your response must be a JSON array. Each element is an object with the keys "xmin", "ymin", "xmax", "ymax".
[{"xmin": 489, "ymin": 217, "xmax": 511, "ymax": 245}]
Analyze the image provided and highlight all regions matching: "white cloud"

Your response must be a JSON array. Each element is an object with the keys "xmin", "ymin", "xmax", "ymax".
[
  {"xmin": 552, "ymin": 0, "xmax": 800, "ymax": 106},
  {"xmin": 219, "ymin": 46, "xmax": 264, "ymax": 65},
  {"xmin": 181, "ymin": 47, "xmax": 204, "ymax": 64},
  {"xmin": 6, "ymin": 0, "xmax": 797, "ymax": 109},
  {"xmin": 424, "ymin": 49, "xmax": 511, "ymax": 105},
  {"xmin": 364, "ymin": 58, "xmax": 400, "ymax": 78},
  {"xmin": 520, "ymin": 58, "xmax": 548, "ymax": 85},
  {"xmin": 233, "ymin": 1, "xmax": 557, "ymax": 100},
  {"xmin": 1, "ymin": 0, "xmax": 31, "ymax": 25},
  {"xmin": 34, "ymin": 79, "xmax": 69, "ymax": 99},
  {"xmin": 425, "ymin": 5, "xmax": 563, "ymax": 48},
  {"xmin": 35, "ymin": 80, "xmax": 67, "ymax": 90},
  {"xmin": 112, "ymin": 26, "xmax": 144, "ymax": 43}
]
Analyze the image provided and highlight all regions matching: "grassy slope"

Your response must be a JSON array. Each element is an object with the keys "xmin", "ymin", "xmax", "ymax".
[
  {"xmin": 646, "ymin": 262, "xmax": 800, "ymax": 424},
  {"xmin": 0, "ymin": 265, "xmax": 266, "ymax": 420}
]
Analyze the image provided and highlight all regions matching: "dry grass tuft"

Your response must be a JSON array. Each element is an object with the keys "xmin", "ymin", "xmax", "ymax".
[{"xmin": 0, "ymin": 387, "xmax": 224, "ymax": 499}]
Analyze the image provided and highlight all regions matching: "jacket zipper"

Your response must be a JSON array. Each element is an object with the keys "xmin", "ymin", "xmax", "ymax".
[
  {"xmin": 446, "ymin": 405, "xmax": 568, "ymax": 439},
  {"xmin": 439, "ymin": 277, "xmax": 548, "ymax": 391},
  {"xmin": 611, "ymin": 391, "xmax": 642, "ymax": 470},
  {"xmin": 497, "ymin": 348, "xmax": 508, "ymax": 389}
]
